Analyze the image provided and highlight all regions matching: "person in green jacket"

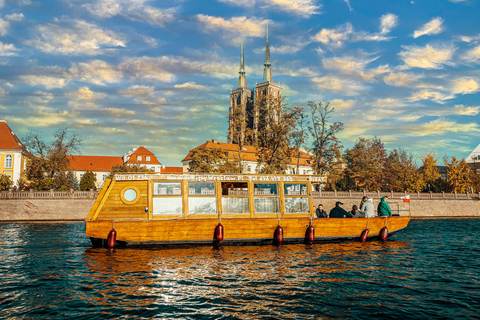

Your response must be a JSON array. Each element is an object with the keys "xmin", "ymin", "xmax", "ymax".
[{"xmin": 377, "ymin": 196, "xmax": 392, "ymax": 217}]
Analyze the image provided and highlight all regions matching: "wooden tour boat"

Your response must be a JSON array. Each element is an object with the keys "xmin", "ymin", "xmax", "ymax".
[{"xmin": 85, "ymin": 173, "xmax": 411, "ymax": 247}]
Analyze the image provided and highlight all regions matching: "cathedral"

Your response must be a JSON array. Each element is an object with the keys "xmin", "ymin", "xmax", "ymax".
[{"xmin": 228, "ymin": 26, "xmax": 282, "ymax": 145}]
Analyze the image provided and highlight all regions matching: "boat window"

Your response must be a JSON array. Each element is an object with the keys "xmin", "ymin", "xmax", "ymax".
[
  {"xmin": 124, "ymin": 189, "xmax": 137, "ymax": 202},
  {"xmin": 188, "ymin": 197, "xmax": 216, "ymax": 215},
  {"xmin": 254, "ymin": 197, "xmax": 280, "ymax": 214},
  {"xmin": 285, "ymin": 198, "xmax": 310, "ymax": 214},
  {"xmin": 154, "ymin": 182, "xmax": 181, "ymax": 195},
  {"xmin": 221, "ymin": 182, "xmax": 248, "ymax": 196},
  {"xmin": 222, "ymin": 197, "xmax": 249, "ymax": 214},
  {"xmin": 189, "ymin": 182, "xmax": 215, "ymax": 195},
  {"xmin": 284, "ymin": 183, "xmax": 307, "ymax": 196},
  {"xmin": 254, "ymin": 183, "xmax": 278, "ymax": 195},
  {"xmin": 153, "ymin": 197, "xmax": 183, "ymax": 216}
]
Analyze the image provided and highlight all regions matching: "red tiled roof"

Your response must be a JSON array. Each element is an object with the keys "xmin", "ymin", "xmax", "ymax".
[
  {"xmin": 182, "ymin": 140, "xmax": 314, "ymax": 166},
  {"xmin": 162, "ymin": 166, "xmax": 183, "ymax": 173},
  {"xmin": 0, "ymin": 120, "xmax": 24, "ymax": 150},
  {"xmin": 67, "ymin": 155, "xmax": 123, "ymax": 172},
  {"xmin": 125, "ymin": 146, "xmax": 162, "ymax": 165}
]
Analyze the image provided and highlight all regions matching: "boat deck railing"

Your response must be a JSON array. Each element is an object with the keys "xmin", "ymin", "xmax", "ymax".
[{"xmin": 0, "ymin": 189, "xmax": 99, "ymax": 199}]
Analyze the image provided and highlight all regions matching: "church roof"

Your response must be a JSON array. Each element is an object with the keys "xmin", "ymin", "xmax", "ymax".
[
  {"xmin": 182, "ymin": 139, "xmax": 314, "ymax": 167},
  {"xmin": 0, "ymin": 120, "xmax": 24, "ymax": 151}
]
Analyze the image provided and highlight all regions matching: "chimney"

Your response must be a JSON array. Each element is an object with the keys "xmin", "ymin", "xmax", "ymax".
[{"xmin": 212, "ymin": 139, "xmax": 218, "ymax": 144}]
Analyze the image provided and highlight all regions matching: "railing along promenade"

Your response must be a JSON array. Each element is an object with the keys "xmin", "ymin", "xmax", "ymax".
[
  {"xmin": 0, "ymin": 189, "xmax": 99, "ymax": 199},
  {"xmin": 312, "ymin": 190, "xmax": 480, "ymax": 200},
  {"xmin": 1, "ymin": 189, "xmax": 478, "ymax": 200}
]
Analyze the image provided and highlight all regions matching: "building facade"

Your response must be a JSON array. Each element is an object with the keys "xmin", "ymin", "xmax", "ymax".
[
  {"xmin": 182, "ymin": 139, "xmax": 316, "ymax": 176},
  {"xmin": 0, "ymin": 120, "xmax": 26, "ymax": 187},
  {"xmin": 228, "ymin": 25, "xmax": 282, "ymax": 144}
]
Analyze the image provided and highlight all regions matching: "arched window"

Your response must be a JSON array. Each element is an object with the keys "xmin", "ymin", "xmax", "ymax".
[{"xmin": 5, "ymin": 155, "xmax": 12, "ymax": 168}]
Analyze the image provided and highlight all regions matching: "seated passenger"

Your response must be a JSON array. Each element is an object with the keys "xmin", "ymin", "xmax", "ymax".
[
  {"xmin": 350, "ymin": 205, "xmax": 363, "ymax": 218},
  {"xmin": 359, "ymin": 197, "xmax": 375, "ymax": 217},
  {"xmin": 377, "ymin": 196, "xmax": 392, "ymax": 217},
  {"xmin": 315, "ymin": 204, "xmax": 328, "ymax": 218},
  {"xmin": 329, "ymin": 201, "xmax": 353, "ymax": 218}
]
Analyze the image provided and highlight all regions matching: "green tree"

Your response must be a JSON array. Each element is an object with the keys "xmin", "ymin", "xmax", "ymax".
[
  {"xmin": 253, "ymin": 95, "xmax": 298, "ymax": 174},
  {"xmin": 307, "ymin": 101, "xmax": 344, "ymax": 178},
  {"xmin": 187, "ymin": 148, "xmax": 239, "ymax": 173},
  {"xmin": 384, "ymin": 149, "xmax": 425, "ymax": 192},
  {"xmin": 344, "ymin": 137, "xmax": 387, "ymax": 191},
  {"xmin": 291, "ymin": 106, "xmax": 309, "ymax": 174},
  {"xmin": 0, "ymin": 174, "xmax": 12, "ymax": 191},
  {"xmin": 22, "ymin": 128, "xmax": 82, "ymax": 190},
  {"xmin": 227, "ymin": 101, "xmax": 253, "ymax": 173},
  {"xmin": 444, "ymin": 156, "xmax": 473, "ymax": 193},
  {"xmin": 80, "ymin": 170, "xmax": 96, "ymax": 191},
  {"xmin": 419, "ymin": 150, "xmax": 441, "ymax": 191}
]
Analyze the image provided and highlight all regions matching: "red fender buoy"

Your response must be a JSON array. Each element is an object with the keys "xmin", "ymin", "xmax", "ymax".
[
  {"xmin": 306, "ymin": 225, "xmax": 315, "ymax": 244},
  {"xmin": 360, "ymin": 229, "xmax": 369, "ymax": 242},
  {"xmin": 275, "ymin": 226, "xmax": 284, "ymax": 245},
  {"xmin": 215, "ymin": 223, "xmax": 224, "ymax": 242},
  {"xmin": 379, "ymin": 226, "xmax": 388, "ymax": 241},
  {"xmin": 107, "ymin": 228, "xmax": 117, "ymax": 248}
]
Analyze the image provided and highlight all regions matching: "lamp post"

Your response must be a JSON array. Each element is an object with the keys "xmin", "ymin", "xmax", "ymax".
[{"xmin": 355, "ymin": 182, "xmax": 358, "ymax": 192}]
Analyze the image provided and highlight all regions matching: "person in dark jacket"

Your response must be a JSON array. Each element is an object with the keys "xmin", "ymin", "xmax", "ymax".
[
  {"xmin": 315, "ymin": 204, "xmax": 328, "ymax": 218},
  {"xmin": 329, "ymin": 202, "xmax": 353, "ymax": 218},
  {"xmin": 377, "ymin": 196, "xmax": 392, "ymax": 217}
]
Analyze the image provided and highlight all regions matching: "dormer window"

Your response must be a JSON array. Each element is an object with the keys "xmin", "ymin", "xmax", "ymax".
[
  {"xmin": 137, "ymin": 156, "xmax": 142, "ymax": 161},
  {"xmin": 146, "ymin": 156, "xmax": 151, "ymax": 161}
]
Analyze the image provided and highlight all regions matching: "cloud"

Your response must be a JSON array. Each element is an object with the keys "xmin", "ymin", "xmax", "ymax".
[
  {"xmin": 6, "ymin": 13, "xmax": 24, "ymax": 22},
  {"xmin": 217, "ymin": 0, "xmax": 321, "ymax": 17},
  {"xmin": 451, "ymin": 104, "xmax": 480, "ymax": 116},
  {"xmin": 66, "ymin": 87, "xmax": 104, "ymax": 101},
  {"xmin": 384, "ymin": 72, "xmax": 422, "ymax": 87},
  {"xmin": 25, "ymin": 20, "xmax": 125, "ymax": 55},
  {"xmin": 0, "ymin": 18, "xmax": 9, "ymax": 36},
  {"xmin": 330, "ymin": 99, "xmax": 355, "ymax": 110},
  {"xmin": 104, "ymin": 108, "xmax": 136, "ymax": 117},
  {"xmin": 70, "ymin": 60, "xmax": 123, "ymax": 85},
  {"xmin": 399, "ymin": 44, "xmax": 455, "ymax": 69},
  {"xmin": 97, "ymin": 127, "xmax": 128, "ymax": 135},
  {"xmin": 408, "ymin": 119, "xmax": 479, "ymax": 136},
  {"xmin": 19, "ymin": 75, "xmax": 68, "ymax": 89},
  {"xmin": 451, "ymin": 77, "xmax": 480, "ymax": 95},
  {"xmin": 398, "ymin": 115, "xmax": 422, "ymax": 122},
  {"xmin": 197, "ymin": 15, "xmax": 266, "ymax": 42},
  {"xmin": 264, "ymin": 0, "xmax": 321, "ymax": 18},
  {"xmin": 408, "ymin": 90, "xmax": 453, "ymax": 104},
  {"xmin": 82, "ymin": 0, "xmax": 176, "ymax": 27},
  {"xmin": 322, "ymin": 55, "xmax": 389, "ymax": 81},
  {"xmin": 174, "ymin": 82, "xmax": 207, "ymax": 90},
  {"xmin": 312, "ymin": 76, "xmax": 366, "ymax": 95},
  {"xmin": 120, "ymin": 85, "xmax": 155, "ymax": 98},
  {"xmin": 5, "ymin": 107, "xmax": 71, "ymax": 127},
  {"xmin": 0, "ymin": 41, "xmax": 18, "ymax": 56},
  {"xmin": 380, "ymin": 13, "xmax": 398, "ymax": 35},
  {"xmin": 313, "ymin": 23, "xmax": 353, "ymax": 47},
  {"xmin": 368, "ymin": 98, "xmax": 405, "ymax": 107},
  {"xmin": 0, "ymin": 87, "xmax": 5, "ymax": 97},
  {"xmin": 463, "ymin": 45, "xmax": 480, "ymax": 63},
  {"xmin": 413, "ymin": 17, "xmax": 444, "ymax": 39}
]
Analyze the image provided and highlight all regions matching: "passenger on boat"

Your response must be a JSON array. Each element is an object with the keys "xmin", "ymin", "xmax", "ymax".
[
  {"xmin": 359, "ymin": 197, "xmax": 375, "ymax": 218},
  {"xmin": 377, "ymin": 196, "xmax": 392, "ymax": 217},
  {"xmin": 329, "ymin": 202, "xmax": 353, "ymax": 218},
  {"xmin": 315, "ymin": 204, "xmax": 328, "ymax": 218},
  {"xmin": 349, "ymin": 205, "xmax": 363, "ymax": 218}
]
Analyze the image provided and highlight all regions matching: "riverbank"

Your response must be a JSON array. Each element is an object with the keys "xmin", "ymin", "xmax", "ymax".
[{"xmin": 0, "ymin": 197, "xmax": 479, "ymax": 221}]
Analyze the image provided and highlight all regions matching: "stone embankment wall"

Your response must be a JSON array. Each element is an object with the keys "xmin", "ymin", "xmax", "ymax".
[
  {"xmin": 0, "ymin": 197, "xmax": 479, "ymax": 221},
  {"xmin": 0, "ymin": 199, "xmax": 96, "ymax": 221}
]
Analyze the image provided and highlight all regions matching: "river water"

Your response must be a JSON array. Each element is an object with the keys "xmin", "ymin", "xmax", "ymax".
[{"xmin": 0, "ymin": 219, "xmax": 479, "ymax": 319}]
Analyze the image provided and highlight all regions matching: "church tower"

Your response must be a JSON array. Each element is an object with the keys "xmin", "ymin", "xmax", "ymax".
[
  {"xmin": 228, "ymin": 38, "xmax": 254, "ymax": 144},
  {"xmin": 254, "ymin": 22, "xmax": 282, "ymax": 135}
]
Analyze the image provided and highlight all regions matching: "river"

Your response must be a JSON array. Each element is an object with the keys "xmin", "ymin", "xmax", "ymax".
[{"xmin": 0, "ymin": 219, "xmax": 479, "ymax": 319}]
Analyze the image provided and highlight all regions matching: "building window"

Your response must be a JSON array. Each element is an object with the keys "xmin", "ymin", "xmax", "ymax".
[
  {"xmin": 102, "ymin": 174, "xmax": 107, "ymax": 181},
  {"xmin": 80, "ymin": 174, "xmax": 84, "ymax": 179},
  {"xmin": 137, "ymin": 156, "xmax": 142, "ymax": 161},
  {"xmin": 225, "ymin": 152, "xmax": 229, "ymax": 157},
  {"xmin": 5, "ymin": 155, "xmax": 12, "ymax": 169},
  {"xmin": 247, "ymin": 165, "xmax": 251, "ymax": 172},
  {"xmin": 146, "ymin": 156, "xmax": 151, "ymax": 161}
]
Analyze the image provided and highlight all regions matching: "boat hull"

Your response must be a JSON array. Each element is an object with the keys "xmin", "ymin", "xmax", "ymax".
[{"xmin": 86, "ymin": 216, "xmax": 410, "ymax": 246}]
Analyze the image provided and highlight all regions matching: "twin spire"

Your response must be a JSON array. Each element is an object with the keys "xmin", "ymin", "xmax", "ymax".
[{"xmin": 237, "ymin": 21, "xmax": 273, "ymax": 89}]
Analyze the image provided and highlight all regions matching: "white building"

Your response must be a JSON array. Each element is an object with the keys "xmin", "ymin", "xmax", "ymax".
[{"xmin": 0, "ymin": 120, "xmax": 26, "ymax": 187}]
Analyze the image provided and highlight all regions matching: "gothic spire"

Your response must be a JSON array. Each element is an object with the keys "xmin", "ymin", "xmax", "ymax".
[
  {"xmin": 263, "ymin": 19, "xmax": 273, "ymax": 83},
  {"xmin": 238, "ymin": 36, "xmax": 247, "ymax": 89}
]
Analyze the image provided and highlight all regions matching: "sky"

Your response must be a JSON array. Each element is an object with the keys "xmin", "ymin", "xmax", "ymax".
[{"xmin": 0, "ymin": 0, "xmax": 479, "ymax": 166}]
